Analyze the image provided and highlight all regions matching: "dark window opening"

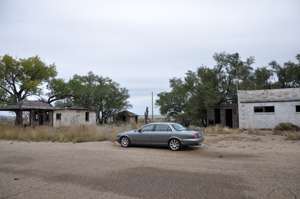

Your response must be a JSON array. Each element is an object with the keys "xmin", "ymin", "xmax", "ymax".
[
  {"xmin": 225, "ymin": 109, "xmax": 233, "ymax": 128},
  {"xmin": 56, "ymin": 113, "xmax": 61, "ymax": 120},
  {"xmin": 254, "ymin": 107, "xmax": 263, "ymax": 112},
  {"xmin": 45, "ymin": 112, "xmax": 49, "ymax": 121},
  {"xmin": 85, "ymin": 112, "xmax": 89, "ymax": 122},
  {"xmin": 296, "ymin": 105, "xmax": 300, "ymax": 112},
  {"xmin": 254, "ymin": 106, "xmax": 275, "ymax": 113},
  {"xmin": 214, "ymin": 108, "xmax": 221, "ymax": 124},
  {"xmin": 264, "ymin": 106, "xmax": 275, "ymax": 112}
]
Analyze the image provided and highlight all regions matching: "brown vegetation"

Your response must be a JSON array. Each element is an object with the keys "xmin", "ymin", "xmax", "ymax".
[
  {"xmin": 204, "ymin": 125, "xmax": 241, "ymax": 135},
  {"xmin": 273, "ymin": 122, "xmax": 300, "ymax": 132},
  {"xmin": 0, "ymin": 123, "xmax": 137, "ymax": 143},
  {"xmin": 273, "ymin": 123, "xmax": 300, "ymax": 140},
  {"xmin": 285, "ymin": 132, "xmax": 300, "ymax": 140}
]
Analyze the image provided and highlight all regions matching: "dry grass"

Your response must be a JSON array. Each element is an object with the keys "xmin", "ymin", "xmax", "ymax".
[
  {"xmin": 0, "ymin": 123, "xmax": 138, "ymax": 143},
  {"xmin": 204, "ymin": 125, "xmax": 300, "ymax": 141},
  {"xmin": 274, "ymin": 122, "xmax": 300, "ymax": 132},
  {"xmin": 204, "ymin": 125, "xmax": 241, "ymax": 135},
  {"xmin": 275, "ymin": 130, "xmax": 300, "ymax": 141},
  {"xmin": 244, "ymin": 129, "xmax": 272, "ymax": 136},
  {"xmin": 286, "ymin": 132, "xmax": 300, "ymax": 140},
  {"xmin": 272, "ymin": 123, "xmax": 300, "ymax": 141}
]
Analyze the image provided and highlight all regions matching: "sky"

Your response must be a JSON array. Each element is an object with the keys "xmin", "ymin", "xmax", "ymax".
[{"xmin": 1, "ymin": 0, "xmax": 300, "ymax": 115}]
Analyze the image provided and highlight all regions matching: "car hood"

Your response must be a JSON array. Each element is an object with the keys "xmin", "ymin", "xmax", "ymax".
[{"xmin": 117, "ymin": 129, "xmax": 137, "ymax": 136}]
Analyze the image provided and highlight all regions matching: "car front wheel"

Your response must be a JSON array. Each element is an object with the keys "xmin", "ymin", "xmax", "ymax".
[
  {"xmin": 169, "ymin": 138, "xmax": 181, "ymax": 151},
  {"xmin": 120, "ymin": 136, "xmax": 130, "ymax": 148}
]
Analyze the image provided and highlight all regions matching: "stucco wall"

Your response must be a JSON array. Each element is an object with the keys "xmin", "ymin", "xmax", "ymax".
[
  {"xmin": 53, "ymin": 110, "xmax": 96, "ymax": 127},
  {"xmin": 238, "ymin": 101, "xmax": 300, "ymax": 129}
]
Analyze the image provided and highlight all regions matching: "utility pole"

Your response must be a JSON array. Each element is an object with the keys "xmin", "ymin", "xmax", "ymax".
[{"xmin": 151, "ymin": 92, "xmax": 154, "ymax": 121}]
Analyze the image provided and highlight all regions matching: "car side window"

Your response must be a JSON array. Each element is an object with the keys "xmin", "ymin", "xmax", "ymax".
[
  {"xmin": 142, "ymin": 125, "xmax": 154, "ymax": 132},
  {"xmin": 154, "ymin": 124, "xmax": 172, "ymax": 132}
]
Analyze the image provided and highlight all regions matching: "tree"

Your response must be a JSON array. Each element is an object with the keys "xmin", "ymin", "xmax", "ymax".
[
  {"xmin": 185, "ymin": 67, "xmax": 221, "ymax": 126},
  {"xmin": 0, "ymin": 55, "xmax": 57, "ymax": 125},
  {"xmin": 156, "ymin": 52, "xmax": 300, "ymax": 126},
  {"xmin": 269, "ymin": 54, "xmax": 300, "ymax": 88},
  {"xmin": 213, "ymin": 52, "xmax": 255, "ymax": 102},
  {"xmin": 156, "ymin": 67, "xmax": 221, "ymax": 126},
  {"xmin": 67, "ymin": 72, "xmax": 131, "ymax": 124},
  {"xmin": 46, "ymin": 78, "xmax": 72, "ymax": 104},
  {"xmin": 253, "ymin": 67, "xmax": 273, "ymax": 89},
  {"xmin": 156, "ymin": 78, "xmax": 188, "ymax": 118}
]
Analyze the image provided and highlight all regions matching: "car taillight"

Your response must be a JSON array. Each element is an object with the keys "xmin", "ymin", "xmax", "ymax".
[{"xmin": 192, "ymin": 133, "xmax": 198, "ymax": 138}]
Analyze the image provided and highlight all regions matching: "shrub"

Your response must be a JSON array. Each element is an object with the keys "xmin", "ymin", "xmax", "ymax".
[
  {"xmin": 286, "ymin": 132, "xmax": 300, "ymax": 140},
  {"xmin": 274, "ymin": 123, "xmax": 300, "ymax": 132}
]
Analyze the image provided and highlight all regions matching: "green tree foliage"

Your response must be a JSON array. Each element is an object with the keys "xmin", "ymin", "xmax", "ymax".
[
  {"xmin": 213, "ymin": 52, "xmax": 255, "ymax": 102},
  {"xmin": 0, "ymin": 55, "xmax": 57, "ymax": 125},
  {"xmin": 157, "ymin": 52, "xmax": 300, "ymax": 126},
  {"xmin": 66, "ymin": 72, "xmax": 131, "ymax": 124},
  {"xmin": 185, "ymin": 68, "xmax": 221, "ymax": 126},
  {"xmin": 0, "ymin": 55, "xmax": 57, "ymax": 103},
  {"xmin": 156, "ymin": 78, "xmax": 188, "ymax": 118},
  {"xmin": 46, "ymin": 78, "xmax": 72, "ymax": 104},
  {"xmin": 156, "ymin": 67, "xmax": 221, "ymax": 126},
  {"xmin": 269, "ymin": 54, "xmax": 300, "ymax": 88},
  {"xmin": 253, "ymin": 67, "xmax": 273, "ymax": 89}
]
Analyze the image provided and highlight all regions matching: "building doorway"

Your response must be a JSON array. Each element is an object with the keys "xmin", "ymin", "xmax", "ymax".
[
  {"xmin": 214, "ymin": 108, "xmax": 221, "ymax": 124},
  {"xmin": 225, "ymin": 109, "xmax": 233, "ymax": 128},
  {"xmin": 38, "ymin": 113, "xmax": 44, "ymax": 125}
]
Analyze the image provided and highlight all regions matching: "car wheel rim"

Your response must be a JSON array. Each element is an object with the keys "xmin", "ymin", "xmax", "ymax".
[
  {"xmin": 121, "ymin": 137, "xmax": 129, "ymax": 147},
  {"xmin": 170, "ymin": 139, "xmax": 180, "ymax": 150}
]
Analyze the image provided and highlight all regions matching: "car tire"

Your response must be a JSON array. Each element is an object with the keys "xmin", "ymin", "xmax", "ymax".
[
  {"xmin": 120, "ymin": 136, "xmax": 130, "ymax": 148},
  {"xmin": 168, "ymin": 138, "xmax": 181, "ymax": 151}
]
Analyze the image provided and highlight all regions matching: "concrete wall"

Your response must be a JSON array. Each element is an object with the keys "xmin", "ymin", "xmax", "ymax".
[
  {"xmin": 238, "ymin": 101, "xmax": 300, "ymax": 129},
  {"xmin": 53, "ymin": 110, "xmax": 96, "ymax": 127}
]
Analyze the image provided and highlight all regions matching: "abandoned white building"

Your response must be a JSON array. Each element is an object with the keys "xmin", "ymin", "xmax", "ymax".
[
  {"xmin": 0, "ymin": 101, "xmax": 96, "ymax": 127},
  {"xmin": 53, "ymin": 107, "xmax": 96, "ymax": 127},
  {"xmin": 238, "ymin": 88, "xmax": 300, "ymax": 129}
]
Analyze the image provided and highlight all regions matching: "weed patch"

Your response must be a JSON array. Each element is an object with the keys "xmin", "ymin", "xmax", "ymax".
[{"xmin": 0, "ymin": 124, "xmax": 132, "ymax": 143}]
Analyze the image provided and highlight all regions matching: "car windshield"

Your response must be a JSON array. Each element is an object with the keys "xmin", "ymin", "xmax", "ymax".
[{"xmin": 171, "ymin": 124, "xmax": 187, "ymax": 131}]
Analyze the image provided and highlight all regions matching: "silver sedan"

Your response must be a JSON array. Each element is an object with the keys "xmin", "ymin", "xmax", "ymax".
[{"xmin": 117, "ymin": 122, "xmax": 204, "ymax": 151}]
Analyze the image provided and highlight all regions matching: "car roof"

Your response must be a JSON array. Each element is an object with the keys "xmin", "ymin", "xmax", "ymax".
[{"xmin": 144, "ymin": 122, "xmax": 178, "ymax": 125}]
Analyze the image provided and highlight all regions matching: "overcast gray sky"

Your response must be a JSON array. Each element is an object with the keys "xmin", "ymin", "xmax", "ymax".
[{"xmin": 1, "ymin": 0, "xmax": 300, "ymax": 115}]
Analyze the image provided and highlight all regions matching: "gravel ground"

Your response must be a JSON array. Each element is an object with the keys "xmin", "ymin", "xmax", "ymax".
[{"xmin": 0, "ymin": 133, "xmax": 299, "ymax": 199}]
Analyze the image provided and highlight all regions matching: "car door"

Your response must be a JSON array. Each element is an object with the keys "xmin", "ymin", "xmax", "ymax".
[
  {"xmin": 134, "ymin": 124, "xmax": 155, "ymax": 145},
  {"xmin": 152, "ymin": 124, "xmax": 173, "ymax": 145}
]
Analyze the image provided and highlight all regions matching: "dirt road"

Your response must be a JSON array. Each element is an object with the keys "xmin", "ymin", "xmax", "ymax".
[{"xmin": 0, "ymin": 133, "xmax": 299, "ymax": 199}]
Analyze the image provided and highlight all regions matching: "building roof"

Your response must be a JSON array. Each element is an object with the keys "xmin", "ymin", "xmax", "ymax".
[
  {"xmin": 238, "ymin": 88, "xmax": 300, "ymax": 103},
  {"xmin": 117, "ymin": 110, "xmax": 138, "ymax": 117},
  {"xmin": 0, "ymin": 101, "xmax": 91, "ymax": 111},
  {"xmin": 0, "ymin": 100, "xmax": 53, "ymax": 111},
  {"xmin": 53, "ymin": 106, "xmax": 90, "ymax": 111}
]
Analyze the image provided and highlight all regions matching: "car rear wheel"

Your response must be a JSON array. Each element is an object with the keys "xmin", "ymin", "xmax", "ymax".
[
  {"xmin": 169, "ymin": 138, "xmax": 181, "ymax": 151},
  {"xmin": 120, "ymin": 136, "xmax": 130, "ymax": 148}
]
